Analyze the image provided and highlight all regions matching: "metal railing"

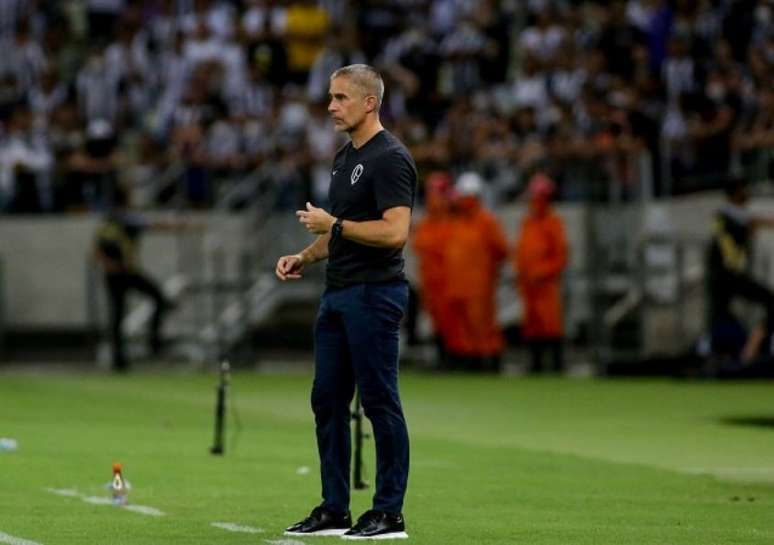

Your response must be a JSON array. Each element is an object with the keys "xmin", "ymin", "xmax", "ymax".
[
  {"xmin": 600, "ymin": 236, "xmax": 708, "ymax": 359},
  {"xmin": 661, "ymin": 141, "xmax": 773, "ymax": 198},
  {"xmin": 105, "ymin": 162, "xmax": 296, "ymax": 365}
]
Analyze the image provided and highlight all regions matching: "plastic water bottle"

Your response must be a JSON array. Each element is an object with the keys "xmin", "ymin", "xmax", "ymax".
[
  {"xmin": 0, "ymin": 438, "xmax": 17, "ymax": 452},
  {"xmin": 110, "ymin": 463, "xmax": 129, "ymax": 506}
]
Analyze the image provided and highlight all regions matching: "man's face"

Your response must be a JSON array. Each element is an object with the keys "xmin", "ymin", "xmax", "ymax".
[{"xmin": 328, "ymin": 76, "xmax": 372, "ymax": 133}]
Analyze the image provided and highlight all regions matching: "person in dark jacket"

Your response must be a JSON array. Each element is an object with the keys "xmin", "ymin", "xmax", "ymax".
[
  {"xmin": 707, "ymin": 177, "xmax": 774, "ymax": 362},
  {"xmin": 94, "ymin": 186, "xmax": 179, "ymax": 372}
]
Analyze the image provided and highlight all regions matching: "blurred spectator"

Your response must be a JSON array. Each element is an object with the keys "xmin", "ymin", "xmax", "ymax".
[
  {"xmin": 76, "ymin": 43, "xmax": 122, "ymax": 124},
  {"xmin": 707, "ymin": 177, "xmax": 774, "ymax": 364},
  {"xmin": 307, "ymin": 29, "xmax": 365, "ymax": 103},
  {"xmin": 514, "ymin": 173, "xmax": 568, "ymax": 373},
  {"xmin": 93, "ymin": 185, "xmax": 174, "ymax": 372},
  {"xmin": 66, "ymin": 118, "xmax": 121, "ymax": 210},
  {"xmin": 87, "ymin": 0, "xmax": 125, "ymax": 41},
  {"xmin": 379, "ymin": 19, "xmax": 440, "ymax": 125},
  {"xmin": 284, "ymin": 0, "xmax": 330, "ymax": 83},
  {"xmin": 241, "ymin": 0, "xmax": 289, "ymax": 86},
  {"xmin": 519, "ymin": 7, "xmax": 564, "ymax": 63},
  {"xmin": 122, "ymin": 134, "xmax": 166, "ymax": 208},
  {"xmin": 1, "ymin": 0, "xmax": 774, "ymax": 216},
  {"xmin": 511, "ymin": 55, "xmax": 549, "ymax": 111},
  {"xmin": 0, "ymin": 0, "xmax": 33, "ymax": 41},
  {"xmin": 0, "ymin": 104, "xmax": 53, "ymax": 212},
  {"xmin": 411, "ymin": 171, "xmax": 455, "ymax": 366},
  {"xmin": 663, "ymin": 35, "xmax": 696, "ymax": 103},
  {"xmin": 438, "ymin": 15, "xmax": 492, "ymax": 96},
  {"xmin": 596, "ymin": 0, "xmax": 645, "ymax": 80},
  {"xmin": 4, "ymin": 22, "xmax": 47, "ymax": 93},
  {"xmin": 734, "ymin": 82, "xmax": 774, "ymax": 179},
  {"xmin": 28, "ymin": 68, "xmax": 68, "ymax": 126},
  {"xmin": 181, "ymin": 0, "xmax": 236, "ymax": 42},
  {"xmin": 171, "ymin": 113, "xmax": 211, "ymax": 208},
  {"xmin": 443, "ymin": 171, "xmax": 508, "ymax": 372}
]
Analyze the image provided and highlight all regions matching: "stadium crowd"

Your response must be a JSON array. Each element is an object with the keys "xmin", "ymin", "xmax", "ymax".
[{"xmin": 0, "ymin": 0, "xmax": 773, "ymax": 214}]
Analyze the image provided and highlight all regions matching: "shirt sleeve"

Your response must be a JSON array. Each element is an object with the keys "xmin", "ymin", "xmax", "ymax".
[{"xmin": 373, "ymin": 149, "xmax": 416, "ymax": 212}]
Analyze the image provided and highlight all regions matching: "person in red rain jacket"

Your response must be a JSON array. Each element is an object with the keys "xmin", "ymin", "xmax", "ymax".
[
  {"xmin": 515, "ymin": 173, "xmax": 568, "ymax": 372},
  {"xmin": 412, "ymin": 171, "xmax": 456, "ymax": 365},
  {"xmin": 444, "ymin": 172, "xmax": 509, "ymax": 371}
]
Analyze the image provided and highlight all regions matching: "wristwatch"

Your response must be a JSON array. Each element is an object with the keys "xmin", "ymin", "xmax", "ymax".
[{"xmin": 331, "ymin": 217, "xmax": 344, "ymax": 238}]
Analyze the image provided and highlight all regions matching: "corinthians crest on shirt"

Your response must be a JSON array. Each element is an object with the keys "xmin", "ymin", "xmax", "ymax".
[{"xmin": 351, "ymin": 164, "xmax": 364, "ymax": 185}]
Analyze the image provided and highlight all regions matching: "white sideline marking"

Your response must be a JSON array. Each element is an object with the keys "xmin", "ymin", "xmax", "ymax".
[
  {"xmin": 125, "ymin": 505, "xmax": 165, "ymax": 517},
  {"xmin": 0, "ymin": 531, "xmax": 44, "ymax": 545},
  {"xmin": 43, "ymin": 488, "xmax": 166, "ymax": 515},
  {"xmin": 211, "ymin": 522, "xmax": 263, "ymax": 534},
  {"xmin": 82, "ymin": 496, "xmax": 114, "ymax": 506},
  {"xmin": 266, "ymin": 540, "xmax": 308, "ymax": 545},
  {"xmin": 43, "ymin": 488, "xmax": 79, "ymax": 497}
]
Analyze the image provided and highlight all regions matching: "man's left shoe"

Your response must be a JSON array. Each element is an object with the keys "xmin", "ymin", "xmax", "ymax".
[{"xmin": 342, "ymin": 510, "xmax": 408, "ymax": 540}]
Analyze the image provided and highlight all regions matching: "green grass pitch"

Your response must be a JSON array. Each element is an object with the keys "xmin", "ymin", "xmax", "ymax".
[{"xmin": 1, "ymin": 369, "xmax": 772, "ymax": 544}]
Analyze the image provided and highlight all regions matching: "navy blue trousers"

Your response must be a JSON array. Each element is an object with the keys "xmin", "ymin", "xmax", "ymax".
[{"xmin": 312, "ymin": 280, "xmax": 410, "ymax": 515}]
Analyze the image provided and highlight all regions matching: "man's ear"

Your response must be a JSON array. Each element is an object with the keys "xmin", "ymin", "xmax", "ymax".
[{"xmin": 364, "ymin": 95, "xmax": 378, "ymax": 114}]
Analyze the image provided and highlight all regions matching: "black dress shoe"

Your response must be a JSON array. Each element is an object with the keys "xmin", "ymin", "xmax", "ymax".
[
  {"xmin": 343, "ymin": 510, "xmax": 408, "ymax": 540},
  {"xmin": 284, "ymin": 505, "xmax": 352, "ymax": 536}
]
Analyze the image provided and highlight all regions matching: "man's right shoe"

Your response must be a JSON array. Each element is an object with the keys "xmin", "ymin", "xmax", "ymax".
[
  {"xmin": 342, "ymin": 510, "xmax": 408, "ymax": 540},
  {"xmin": 284, "ymin": 505, "xmax": 352, "ymax": 536}
]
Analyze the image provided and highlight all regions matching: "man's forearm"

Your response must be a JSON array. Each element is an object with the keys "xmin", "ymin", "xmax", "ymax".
[
  {"xmin": 298, "ymin": 233, "xmax": 331, "ymax": 264},
  {"xmin": 341, "ymin": 206, "xmax": 411, "ymax": 248},
  {"xmin": 340, "ymin": 217, "xmax": 409, "ymax": 249}
]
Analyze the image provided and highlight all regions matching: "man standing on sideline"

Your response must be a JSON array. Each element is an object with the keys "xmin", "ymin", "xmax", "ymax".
[
  {"xmin": 412, "ymin": 171, "xmax": 455, "ymax": 367},
  {"xmin": 514, "ymin": 173, "xmax": 568, "ymax": 373},
  {"xmin": 276, "ymin": 64, "xmax": 416, "ymax": 540},
  {"xmin": 708, "ymin": 176, "xmax": 774, "ymax": 363},
  {"xmin": 443, "ymin": 172, "xmax": 509, "ymax": 372},
  {"xmin": 93, "ymin": 186, "xmax": 176, "ymax": 372}
]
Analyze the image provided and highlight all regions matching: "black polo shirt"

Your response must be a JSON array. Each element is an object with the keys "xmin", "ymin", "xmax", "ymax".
[{"xmin": 326, "ymin": 130, "xmax": 417, "ymax": 289}]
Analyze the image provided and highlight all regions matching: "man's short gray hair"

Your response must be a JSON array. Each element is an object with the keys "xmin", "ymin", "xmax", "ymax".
[{"xmin": 330, "ymin": 64, "xmax": 384, "ymax": 109}]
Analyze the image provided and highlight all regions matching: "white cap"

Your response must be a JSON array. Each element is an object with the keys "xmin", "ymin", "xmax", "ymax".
[{"xmin": 456, "ymin": 171, "xmax": 483, "ymax": 196}]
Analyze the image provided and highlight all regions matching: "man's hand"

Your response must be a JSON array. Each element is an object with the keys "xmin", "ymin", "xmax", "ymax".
[
  {"xmin": 297, "ymin": 202, "xmax": 335, "ymax": 235},
  {"xmin": 276, "ymin": 254, "xmax": 305, "ymax": 281}
]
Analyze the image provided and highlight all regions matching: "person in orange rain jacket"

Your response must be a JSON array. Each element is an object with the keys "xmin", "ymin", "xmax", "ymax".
[
  {"xmin": 515, "ymin": 173, "xmax": 568, "ymax": 373},
  {"xmin": 443, "ymin": 171, "xmax": 509, "ymax": 372},
  {"xmin": 412, "ymin": 171, "xmax": 456, "ymax": 365}
]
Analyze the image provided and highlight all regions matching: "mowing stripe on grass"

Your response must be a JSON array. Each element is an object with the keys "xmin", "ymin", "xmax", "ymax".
[
  {"xmin": 0, "ymin": 531, "xmax": 43, "ymax": 545},
  {"xmin": 211, "ymin": 522, "xmax": 264, "ymax": 534}
]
